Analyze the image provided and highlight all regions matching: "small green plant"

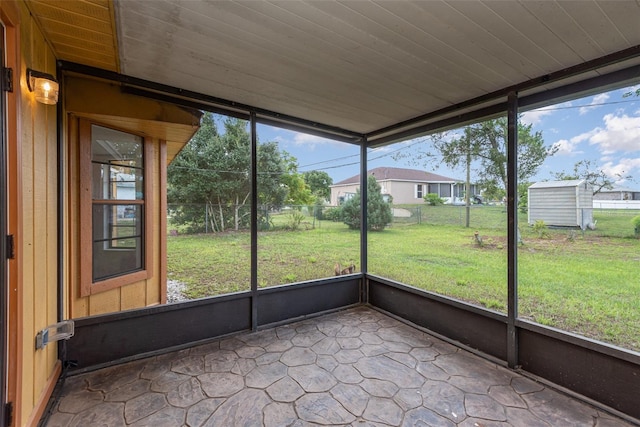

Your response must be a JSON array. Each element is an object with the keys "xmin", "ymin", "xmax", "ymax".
[
  {"xmin": 283, "ymin": 273, "xmax": 297, "ymax": 283},
  {"xmin": 631, "ymin": 215, "xmax": 640, "ymax": 237},
  {"xmin": 308, "ymin": 256, "xmax": 317, "ymax": 264},
  {"xmin": 424, "ymin": 193, "xmax": 444, "ymax": 206},
  {"xmin": 534, "ymin": 315, "xmax": 554, "ymax": 327},
  {"xmin": 287, "ymin": 211, "xmax": 306, "ymax": 230},
  {"xmin": 532, "ymin": 220, "xmax": 548, "ymax": 238},
  {"xmin": 480, "ymin": 299, "xmax": 505, "ymax": 311}
]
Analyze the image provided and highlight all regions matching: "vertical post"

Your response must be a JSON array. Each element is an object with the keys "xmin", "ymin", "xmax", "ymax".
[
  {"xmin": 465, "ymin": 146, "xmax": 471, "ymax": 228},
  {"xmin": 507, "ymin": 91, "xmax": 519, "ymax": 368},
  {"xmin": 359, "ymin": 137, "xmax": 368, "ymax": 302},
  {"xmin": 250, "ymin": 112, "xmax": 258, "ymax": 331},
  {"xmin": 56, "ymin": 64, "xmax": 68, "ymax": 366}
]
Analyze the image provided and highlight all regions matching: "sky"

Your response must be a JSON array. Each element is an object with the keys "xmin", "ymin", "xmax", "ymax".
[{"xmin": 255, "ymin": 83, "xmax": 640, "ymax": 189}]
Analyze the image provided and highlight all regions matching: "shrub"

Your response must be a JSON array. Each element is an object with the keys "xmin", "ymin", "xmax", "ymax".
[
  {"xmin": 518, "ymin": 182, "xmax": 531, "ymax": 213},
  {"xmin": 532, "ymin": 219, "xmax": 548, "ymax": 238},
  {"xmin": 323, "ymin": 207, "xmax": 343, "ymax": 222},
  {"xmin": 424, "ymin": 193, "xmax": 444, "ymax": 206},
  {"xmin": 342, "ymin": 175, "xmax": 393, "ymax": 231},
  {"xmin": 632, "ymin": 215, "xmax": 640, "ymax": 237}
]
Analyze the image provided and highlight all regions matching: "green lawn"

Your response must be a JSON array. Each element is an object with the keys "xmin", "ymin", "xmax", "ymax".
[{"xmin": 167, "ymin": 206, "xmax": 640, "ymax": 351}]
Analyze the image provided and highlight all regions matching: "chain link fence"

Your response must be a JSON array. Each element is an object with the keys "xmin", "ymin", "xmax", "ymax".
[
  {"xmin": 167, "ymin": 203, "xmax": 640, "ymax": 238},
  {"xmin": 167, "ymin": 203, "xmax": 344, "ymax": 234}
]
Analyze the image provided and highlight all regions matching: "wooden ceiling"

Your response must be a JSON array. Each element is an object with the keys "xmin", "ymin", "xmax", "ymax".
[
  {"xmin": 25, "ymin": 1, "xmax": 640, "ymax": 142},
  {"xmin": 26, "ymin": 0, "xmax": 119, "ymax": 71}
]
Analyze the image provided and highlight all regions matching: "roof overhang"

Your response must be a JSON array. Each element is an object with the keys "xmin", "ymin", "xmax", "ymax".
[
  {"xmin": 64, "ymin": 75, "xmax": 201, "ymax": 164},
  {"xmin": 26, "ymin": 0, "xmax": 640, "ymax": 146}
]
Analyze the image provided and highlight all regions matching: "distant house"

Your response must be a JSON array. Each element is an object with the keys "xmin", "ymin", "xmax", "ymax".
[
  {"xmin": 528, "ymin": 180, "xmax": 594, "ymax": 228},
  {"xmin": 593, "ymin": 185, "xmax": 640, "ymax": 201},
  {"xmin": 329, "ymin": 167, "xmax": 479, "ymax": 206}
]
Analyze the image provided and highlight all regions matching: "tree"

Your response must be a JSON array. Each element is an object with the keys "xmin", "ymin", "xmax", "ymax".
[
  {"xmin": 303, "ymin": 170, "xmax": 333, "ymax": 201},
  {"xmin": 399, "ymin": 117, "xmax": 553, "ymax": 227},
  {"xmin": 168, "ymin": 113, "xmax": 288, "ymax": 232},
  {"xmin": 280, "ymin": 153, "xmax": 315, "ymax": 207},
  {"xmin": 341, "ymin": 175, "xmax": 392, "ymax": 231},
  {"xmin": 431, "ymin": 127, "xmax": 480, "ymax": 227},
  {"xmin": 471, "ymin": 117, "xmax": 553, "ymax": 192},
  {"xmin": 257, "ymin": 141, "xmax": 288, "ymax": 209},
  {"xmin": 623, "ymin": 88, "xmax": 640, "ymax": 98},
  {"xmin": 553, "ymin": 159, "xmax": 632, "ymax": 195},
  {"xmin": 517, "ymin": 181, "xmax": 532, "ymax": 213}
]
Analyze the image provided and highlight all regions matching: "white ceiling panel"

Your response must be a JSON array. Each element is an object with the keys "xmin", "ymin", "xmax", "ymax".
[{"xmin": 111, "ymin": 0, "xmax": 640, "ymax": 136}]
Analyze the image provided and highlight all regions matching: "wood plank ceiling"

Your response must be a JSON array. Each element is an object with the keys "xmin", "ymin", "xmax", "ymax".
[
  {"xmin": 25, "ymin": 0, "xmax": 640, "ymax": 141},
  {"xmin": 26, "ymin": 0, "xmax": 119, "ymax": 71}
]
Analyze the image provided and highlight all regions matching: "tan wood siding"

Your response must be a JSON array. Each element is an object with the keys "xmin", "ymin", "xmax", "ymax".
[
  {"xmin": 8, "ymin": 1, "xmax": 61, "ymax": 424},
  {"xmin": 68, "ymin": 116, "xmax": 165, "ymax": 317}
]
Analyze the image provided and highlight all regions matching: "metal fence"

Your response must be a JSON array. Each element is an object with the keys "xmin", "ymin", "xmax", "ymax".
[
  {"xmin": 167, "ymin": 203, "xmax": 344, "ymax": 234},
  {"xmin": 167, "ymin": 203, "xmax": 640, "ymax": 238}
]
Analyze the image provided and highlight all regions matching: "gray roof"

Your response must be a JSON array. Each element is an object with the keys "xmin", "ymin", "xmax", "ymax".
[
  {"xmin": 529, "ymin": 179, "xmax": 587, "ymax": 189},
  {"xmin": 333, "ymin": 167, "xmax": 459, "ymax": 186},
  {"xmin": 599, "ymin": 184, "xmax": 640, "ymax": 193}
]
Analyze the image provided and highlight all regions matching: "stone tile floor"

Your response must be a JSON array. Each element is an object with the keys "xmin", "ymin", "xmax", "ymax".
[{"xmin": 43, "ymin": 306, "xmax": 634, "ymax": 426}]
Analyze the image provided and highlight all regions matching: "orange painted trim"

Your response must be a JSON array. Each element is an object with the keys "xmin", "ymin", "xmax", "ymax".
[
  {"xmin": 24, "ymin": 360, "xmax": 61, "ymax": 427},
  {"xmin": 78, "ymin": 119, "xmax": 154, "ymax": 297},
  {"xmin": 159, "ymin": 141, "xmax": 167, "ymax": 304},
  {"xmin": 144, "ymin": 141, "xmax": 154, "ymax": 281},
  {"xmin": 78, "ymin": 119, "xmax": 92, "ymax": 297},
  {"xmin": 66, "ymin": 115, "xmax": 80, "ymax": 318},
  {"xmin": 90, "ymin": 270, "xmax": 149, "ymax": 295},
  {"xmin": 1, "ymin": 2, "xmax": 23, "ymax": 425}
]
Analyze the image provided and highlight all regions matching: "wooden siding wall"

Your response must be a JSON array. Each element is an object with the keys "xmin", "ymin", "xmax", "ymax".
[
  {"xmin": 13, "ymin": 1, "xmax": 61, "ymax": 425},
  {"xmin": 67, "ymin": 116, "xmax": 165, "ymax": 318}
]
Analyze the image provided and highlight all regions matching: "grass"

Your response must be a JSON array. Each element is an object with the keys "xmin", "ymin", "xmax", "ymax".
[{"xmin": 167, "ymin": 206, "xmax": 640, "ymax": 351}]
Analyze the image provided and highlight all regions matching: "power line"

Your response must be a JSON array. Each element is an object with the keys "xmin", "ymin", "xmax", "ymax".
[{"xmin": 528, "ymin": 98, "xmax": 638, "ymax": 112}]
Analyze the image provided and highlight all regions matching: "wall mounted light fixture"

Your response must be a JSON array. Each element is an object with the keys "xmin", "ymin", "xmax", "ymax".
[{"xmin": 27, "ymin": 68, "xmax": 59, "ymax": 105}]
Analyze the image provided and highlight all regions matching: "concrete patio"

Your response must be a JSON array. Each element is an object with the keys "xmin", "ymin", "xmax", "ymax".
[{"xmin": 42, "ymin": 306, "xmax": 633, "ymax": 426}]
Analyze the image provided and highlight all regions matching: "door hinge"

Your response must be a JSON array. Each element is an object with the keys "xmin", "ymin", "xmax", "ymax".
[
  {"xmin": 2, "ymin": 67, "xmax": 13, "ymax": 93},
  {"xmin": 5, "ymin": 402, "xmax": 13, "ymax": 427},
  {"xmin": 6, "ymin": 235, "xmax": 14, "ymax": 259}
]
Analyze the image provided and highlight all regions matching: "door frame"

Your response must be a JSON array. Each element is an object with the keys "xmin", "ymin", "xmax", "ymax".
[
  {"xmin": 0, "ymin": 21, "xmax": 8, "ymax": 426},
  {"xmin": 0, "ymin": 3, "xmax": 21, "ymax": 424}
]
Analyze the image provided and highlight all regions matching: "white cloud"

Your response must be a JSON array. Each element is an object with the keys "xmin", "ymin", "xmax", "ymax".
[
  {"xmin": 290, "ymin": 132, "xmax": 344, "ymax": 150},
  {"xmin": 521, "ymin": 100, "xmax": 575, "ymax": 126},
  {"xmin": 579, "ymin": 93, "xmax": 610, "ymax": 115},
  {"xmin": 550, "ymin": 129, "xmax": 597, "ymax": 156},
  {"xmin": 551, "ymin": 138, "xmax": 583, "ymax": 156},
  {"xmin": 521, "ymin": 108, "xmax": 554, "ymax": 126},
  {"xmin": 588, "ymin": 113, "xmax": 640, "ymax": 154},
  {"xmin": 601, "ymin": 158, "xmax": 640, "ymax": 181}
]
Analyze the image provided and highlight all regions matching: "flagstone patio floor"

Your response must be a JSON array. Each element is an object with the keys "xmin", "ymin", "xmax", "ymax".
[{"xmin": 43, "ymin": 306, "xmax": 635, "ymax": 426}]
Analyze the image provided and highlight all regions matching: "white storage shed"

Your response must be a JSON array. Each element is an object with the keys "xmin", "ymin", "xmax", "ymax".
[{"xmin": 528, "ymin": 180, "xmax": 594, "ymax": 228}]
